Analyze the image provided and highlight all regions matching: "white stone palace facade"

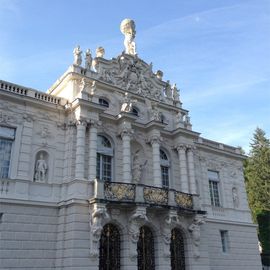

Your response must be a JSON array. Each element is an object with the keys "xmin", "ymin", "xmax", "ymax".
[{"xmin": 0, "ymin": 19, "xmax": 262, "ymax": 270}]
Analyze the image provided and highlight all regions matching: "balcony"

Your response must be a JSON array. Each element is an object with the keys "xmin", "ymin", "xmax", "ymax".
[{"xmin": 90, "ymin": 180, "xmax": 199, "ymax": 212}]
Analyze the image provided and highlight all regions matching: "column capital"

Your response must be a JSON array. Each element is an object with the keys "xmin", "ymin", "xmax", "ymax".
[
  {"xmin": 120, "ymin": 127, "xmax": 134, "ymax": 139},
  {"xmin": 88, "ymin": 119, "xmax": 101, "ymax": 128},
  {"xmin": 187, "ymin": 145, "xmax": 196, "ymax": 152},
  {"xmin": 147, "ymin": 135, "xmax": 163, "ymax": 145},
  {"xmin": 175, "ymin": 143, "xmax": 187, "ymax": 152},
  {"xmin": 76, "ymin": 119, "xmax": 87, "ymax": 127}
]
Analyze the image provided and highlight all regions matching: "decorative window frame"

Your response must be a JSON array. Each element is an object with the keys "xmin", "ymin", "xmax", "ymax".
[
  {"xmin": 160, "ymin": 148, "xmax": 170, "ymax": 188},
  {"xmin": 96, "ymin": 134, "xmax": 114, "ymax": 181}
]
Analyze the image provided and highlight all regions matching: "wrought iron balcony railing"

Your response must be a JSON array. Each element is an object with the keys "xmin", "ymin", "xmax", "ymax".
[{"xmin": 92, "ymin": 180, "xmax": 197, "ymax": 211}]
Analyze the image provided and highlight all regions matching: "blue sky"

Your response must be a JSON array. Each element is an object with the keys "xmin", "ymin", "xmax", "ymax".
[{"xmin": 0, "ymin": 0, "xmax": 269, "ymax": 153}]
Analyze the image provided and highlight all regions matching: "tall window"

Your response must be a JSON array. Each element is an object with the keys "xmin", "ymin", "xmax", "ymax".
[
  {"xmin": 99, "ymin": 224, "xmax": 120, "ymax": 270},
  {"xmin": 96, "ymin": 135, "xmax": 113, "ymax": 181},
  {"xmin": 137, "ymin": 226, "xmax": 155, "ymax": 270},
  {"xmin": 0, "ymin": 126, "xmax": 15, "ymax": 179},
  {"xmin": 208, "ymin": 170, "xmax": 221, "ymax": 207},
  {"xmin": 171, "ymin": 228, "xmax": 185, "ymax": 270},
  {"xmin": 160, "ymin": 149, "xmax": 170, "ymax": 188},
  {"xmin": 220, "ymin": 230, "xmax": 229, "ymax": 253}
]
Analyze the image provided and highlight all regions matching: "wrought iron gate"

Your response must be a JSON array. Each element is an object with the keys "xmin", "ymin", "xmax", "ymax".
[
  {"xmin": 99, "ymin": 223, "xmax": 120, "ymax": 270},
  {"xmin": 170, "ymin": 228, "xmax": 185, "ymax": 270},
  {"xmin": 137, "ymin": 226, "xmax": 155, "ymax": 270}
]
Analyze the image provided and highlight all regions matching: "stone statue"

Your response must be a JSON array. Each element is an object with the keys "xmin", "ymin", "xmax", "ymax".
[
  {"xmin": 156, "ymin": 70, "xmax": 163, "ymax": 80},
  {"xmin": 120, "ymin": 92, "xmax": 137, "ymax": 112},
  {"xmin": 85, "ymin": 49, "xmax": 92, "ymax": 70},
  {"xmin": 34, "ymin": 153, "xmax": 48, "ymax": 182},
  {"xmin": 128, "ymin": 208, "xmax": 148, "ymax": 259},
  {"xmin": 150, "ymin": 102, "xmax": 161, "ymax": 121},
  {"xmin": 132, "ymin": 150, "xmax": 147, "ymax": 183},
  {"xmin": 172, "ymin": 83, "xmax": 180, "ymax": 103},
  {"xmin": 73, "ymin": 45, "xmax": 82, "ymax": 66},
  {"xmin": 120, "ymin": 18, "xmax": 137, "ymax": 55},
  {"xmin": 90, "ymin": 207, "xmax": 110, "ymax": 257},
  {"xmin": 96, "ymin": 46, "xmax": 105, "ymax": 58},
  {"xmin": 164, "ymin": 80, "xmax": 172, "ymax": 99},
  {"xmin": 188, "ymin": 217, "xmax": 205, "ymax": 258},
  {"xmin": 232, "ymin": 187, "xmax": 239, "ymax": 208}
]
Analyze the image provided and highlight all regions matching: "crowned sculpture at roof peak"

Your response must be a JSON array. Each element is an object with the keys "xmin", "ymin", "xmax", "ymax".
[{"xmin": 120, "ymin": 18, "xmax": 137, "ymax": 56}]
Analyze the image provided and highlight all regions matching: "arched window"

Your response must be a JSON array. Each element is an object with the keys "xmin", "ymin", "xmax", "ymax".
[
  {"xmin": 131, "ymin": 106, "xmax": 139, "ymax": 117},
  {"xmin": 170, "ymin": 228, "xmax": 185, "ymax": 270},
  {"xmin": 137, "ymin": 226, "xmax": 155, "ymax": 270},
  {"xmin": 96, "ymin": 135, "xmax": 113, "ymax": 181},
  {"xmin": 99, "ymin": 98, "xmax": 109, "ymax": 108},
  {"xmin": 160, "ymin": 149, "xmax": 170, "ymax": 188},
  {"xmin": 99, "ymin": 223, "xmax": 120, "ymax": 270}
]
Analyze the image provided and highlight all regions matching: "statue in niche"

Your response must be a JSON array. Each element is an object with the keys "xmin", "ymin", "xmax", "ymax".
[
  {"xmin": 120, "ymin": 18, "xmax": 137, "ymax": 55},
  {"xmin": 188, "ymin": 217, "xmax": 205, "ymax": 258},
  {"xmin": 132, "ymin": 150, "xmax": 147, "ymax": 183},
  {"xmin": 34, "ymin": 152, "xmax": 48, "ymax": 182},
  {"xmin": 232, "ymin": 187, "xmax": 239, "ymax": 208},
  {"xmin": 73, "ymin": 45, "xmax": 82, "ymax": 66},
  {"xmin": 85, "ymin": 49, "xmax": 92, "ymax": 70},
  {"xmin": 120, "ymin": 92, "xmax": 137, "ymax": 112}
]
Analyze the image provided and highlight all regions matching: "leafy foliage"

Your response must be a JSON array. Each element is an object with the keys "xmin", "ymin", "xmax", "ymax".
[{"xmin": 244, "ymin": 128, "xmax": 270, "ymax": 258}]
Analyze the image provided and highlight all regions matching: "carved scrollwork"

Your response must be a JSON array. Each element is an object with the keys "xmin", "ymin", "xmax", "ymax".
[
  {"xmin": 174, "ymin": 191, "xmax": 193, "ymax": 209},
  {"xmin": 104, "ymin": 182, "xmax": 135, "ymax": 201},
  {"xmin": 143, "ymin": 186, "xmax": 168, "ymax": 205}
]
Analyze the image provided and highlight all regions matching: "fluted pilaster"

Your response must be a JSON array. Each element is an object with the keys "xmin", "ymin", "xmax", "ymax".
[
  {"xmin": 176, "ymin": 144, "xmax": 189, "ymax": 193},
  {"xmin": 75, "ymin": 120, "xmax": 87, "ymax": 179}
]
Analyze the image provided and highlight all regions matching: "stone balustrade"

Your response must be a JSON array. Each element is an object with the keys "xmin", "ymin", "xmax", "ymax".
[{"xmin": 0, "ymin": 80, "xmax": 64, "ymax": 105}]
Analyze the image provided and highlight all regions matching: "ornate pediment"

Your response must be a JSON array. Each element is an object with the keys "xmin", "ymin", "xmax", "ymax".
[{"xmin": 93, "ymin": 53, "xmax": 180, "ymax": 106}]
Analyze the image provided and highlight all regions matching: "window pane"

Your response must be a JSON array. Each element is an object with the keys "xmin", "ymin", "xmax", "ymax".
[
  {"xmin": 96, "ymin": 153, "xmax": 101, "ymax": 180},
  {"xmin": 99, "ymin": 98, "xmax": 109, "ymax": 107},
  {"xmin": 208, "ymin": 170, "xmax": 219, "ymax": 181},
  {"xmin": 160, "ymin": 149, "xmax": 168, "ymax": 160},
  {"xmin": 98, "ymin": 135, "xmax": 111, "ymax": 148},
  {"xmin": 220, "ymin": 231, "xmax": 229, "ymax": 253},
  {"xmin": 209, "ymin": 180, "xmax": 221, "ymax": 207},
  {"xmin": 0, "ymin": 126, "xmax": 15, "ymax": 139},
  {"xmin": 161, "ymin": 166, "xmax": 169, "ymax": 188},
  {"xmin": 0, "ymin": 139, "xmax": 12, "ymax": 178},
  {"xmin": 102, "ymin": 155, "xmax": 112, "ymax": 181}
]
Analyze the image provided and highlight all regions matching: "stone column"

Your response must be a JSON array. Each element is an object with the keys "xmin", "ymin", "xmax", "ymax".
[
  {"xmin": 88, "ymin": 120, "xmax": 99, "ymax": 182},
  {"xmin": 121, "ymin": 128, "xmax": 133, "ymax": 183},
  {"xmin": 150, "ymin": 135, "xmax": 162, "ymax": 187},
  {"xmin": 75, "ymin": 120, "xmax": 86, "ymax": 180},
  {"xmin": 176, "ymin": 144, "xmax": 189, "ymax": 193},
  {"xmin": 187, "ymin": 145, "xmax": 196, "ymax": 194}
]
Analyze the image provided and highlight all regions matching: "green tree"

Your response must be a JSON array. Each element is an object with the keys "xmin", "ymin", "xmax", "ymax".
[{"xmin": 244, "ymin": 127, "xmax": 270, "ymax": 263}]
